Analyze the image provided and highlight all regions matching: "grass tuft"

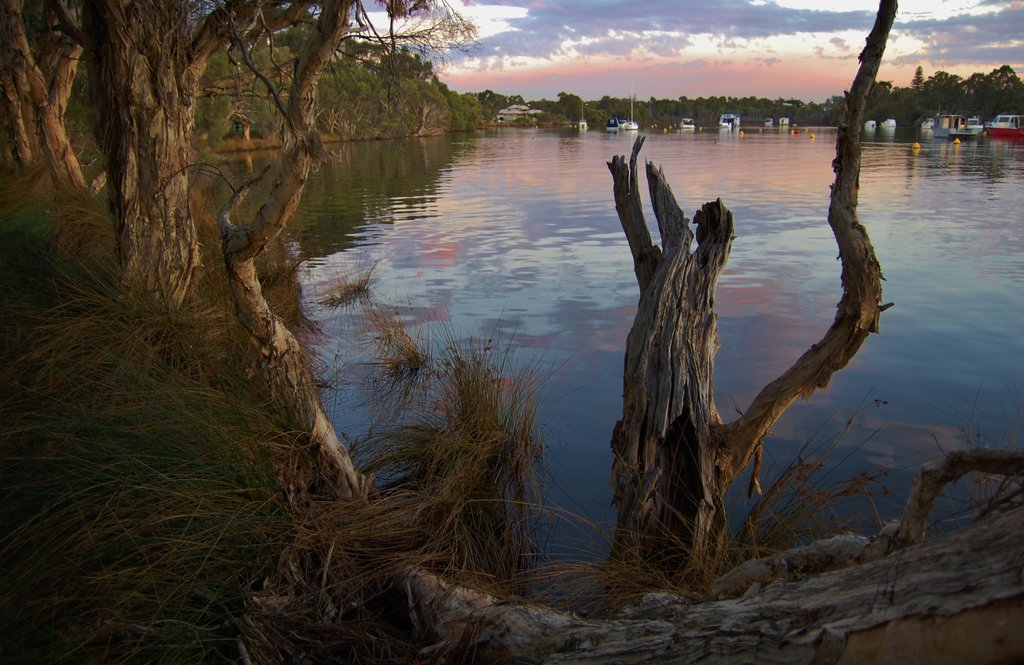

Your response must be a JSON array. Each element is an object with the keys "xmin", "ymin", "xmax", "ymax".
[{"xmin": 318, "ymin": 262, "xmax": 378, "ymax": 308}]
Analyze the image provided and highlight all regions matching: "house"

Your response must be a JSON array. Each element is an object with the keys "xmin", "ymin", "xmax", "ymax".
[{"xmin": 496, "ymin": 104, "xmax": 544, "ymax": 122}]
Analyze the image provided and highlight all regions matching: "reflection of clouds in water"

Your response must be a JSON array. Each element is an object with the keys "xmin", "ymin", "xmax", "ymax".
[{"xmin": 295, "ymin": 130, "xmax": 1024, "ymax": 531}]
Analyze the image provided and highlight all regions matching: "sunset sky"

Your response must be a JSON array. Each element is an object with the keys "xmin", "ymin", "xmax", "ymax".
[{"xmin": 425, "ymin": 0, "xmax": 1024, "ymax": 102}]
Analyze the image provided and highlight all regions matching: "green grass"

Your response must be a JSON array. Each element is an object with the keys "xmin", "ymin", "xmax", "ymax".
[{"xmin": 0, "ymin": 175, "xmax": 292, "ymax": 662}]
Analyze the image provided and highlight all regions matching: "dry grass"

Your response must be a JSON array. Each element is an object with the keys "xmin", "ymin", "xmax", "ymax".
[
  {"xmin": 318, "ymin": 262, "xmax": 378, "ymax": 308},
  {"xmin": 360, "ymin": 334, "xmax": 548, "ymax": 592},
  {"xmin": 364, "ymin": 306, "xmax": 430, "ymax": 380}
]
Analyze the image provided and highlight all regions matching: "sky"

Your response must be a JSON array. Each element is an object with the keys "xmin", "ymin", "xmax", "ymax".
[{"xmin": 420, "ymin": 0, "xmax": 1024, "ymax": 102}]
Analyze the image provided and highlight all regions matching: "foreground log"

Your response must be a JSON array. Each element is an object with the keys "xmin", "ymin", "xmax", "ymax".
[
  {"xmin": 405, "ymin": 449, "xmax": 1024, "ymax": 664},
  {"xmin": 609, "ymin": 0, "xmax": 895, "ymax": 567}
]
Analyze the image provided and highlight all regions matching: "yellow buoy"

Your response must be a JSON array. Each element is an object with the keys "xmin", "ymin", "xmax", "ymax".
[
  {"xmin": 913, "ymin": 142, "xmax": 921, "ymax": 150},
  {"xmin": 739, "ymin": 130, "xmax": 744, "ymax": 136},
  {"xmin": 810, "ymin": 133, "xmax": 815, "ymax": 139},
  {"xmin": 953, "ymin": 137, "xmax": 961, "ymax": 145}
]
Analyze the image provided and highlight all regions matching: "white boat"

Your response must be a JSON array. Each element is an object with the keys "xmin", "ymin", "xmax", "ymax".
[
  {"xmin": 920, "ymin": 118, "xmax": 934, "ymax": 130},
  {"xmin": 578, "ymin": 119, "xmax": 588, "ymax": 131},
  {"xmin": 620, "ymin": 94, "xmax": 639, "ymax": 131},
  {"xmin": 680, "ymin": 117, "xmax": 696, "ymax": 131},
  {"xmin": 966, "ymin": 116, "xmax": 984, "ymax": 133},
  {"xmin": 864, "ymin": 120, "xmax": 876, "ymax": 131},
  {"xmin": 719, "ymin": 113, "xmax": 740, "ymax": 130},
  {"xmin": 932, "ymin": 114, "xmax": 982, "ymax": 139},
  {"xmin": 778, "ymin": 117, "xmax": 790, "ymax": 127},
  {"xmin": 606, "ymin": 117, "xmax": 622, "ymax": 131},
  {"xmin": 880, "ymin": 118, "xmax": 897, "ymax": 129},
  {"xmin": 764, "ymin": 118, "xmax": 774, "ymax": 127}
]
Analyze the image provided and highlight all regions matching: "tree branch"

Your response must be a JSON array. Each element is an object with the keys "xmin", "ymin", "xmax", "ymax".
[{"xmin": 719, "ymin": 0, "xmax": 897, "ymax": 479}]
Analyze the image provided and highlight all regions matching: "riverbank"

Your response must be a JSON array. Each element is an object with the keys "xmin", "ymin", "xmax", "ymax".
[{"xmin": 0, "ymin": 171, "xmax": 540, "ymax": 662}]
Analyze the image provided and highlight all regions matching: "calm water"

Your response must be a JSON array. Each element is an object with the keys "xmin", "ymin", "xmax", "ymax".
[{"xmin": 282, "ymin": 127, "xmax": 1024, "ymax": 540}]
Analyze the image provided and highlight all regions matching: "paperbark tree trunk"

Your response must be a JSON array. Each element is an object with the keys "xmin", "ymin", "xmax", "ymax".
[
  {"xmin": 608, "ymin": 0, "xmax": 896, "ymax": 569},
  {"xmin": 0, "ymin": 64, "xmax": 36, "ymax": 167},
  {"xmin": 82, "ymin": 0, "xmax": 206, "ymax": 305},
  {"xmin": 0, "ymin": 0, "xmax": 77, "ymax": 177},
  {"xmin": 218, "ymin": 0, "xmax": 367, "ymax": 500}
]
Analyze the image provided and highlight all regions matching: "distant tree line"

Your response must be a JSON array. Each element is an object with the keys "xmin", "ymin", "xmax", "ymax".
[
  {"xmin": 470, "ymin": 65, "xmax": 1024, "ymax": 130},
  {"xmin": 864, "ymin": 65, "xmax": 1024, "ymax": 126},
  {"xmin": 473, "ymin": 88, "xmax": 838, "ymax": 128}
]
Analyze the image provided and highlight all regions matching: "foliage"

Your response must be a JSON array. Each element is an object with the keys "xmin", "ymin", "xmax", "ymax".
[{"xmin": 865, "ymin": 65, "xmax": 1024, "ymax": 125}]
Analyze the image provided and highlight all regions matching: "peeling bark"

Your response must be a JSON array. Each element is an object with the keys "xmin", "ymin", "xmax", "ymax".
[
  {"xmin": 405, "ymin": 450, "xmax": 1024, "ymax": 664},
  {"xmin": 219, "ymin": 0, "xmax": 368, "ymax": 500},
  {"xmin": 80, "ymin": 0, "xmax": 296, "ymax": 306},
  {"xmin": 608, "ymin": 0, "xmax": 896, "ymax": 565},
  {"xmin": 82, "ymin": 0, "xmax": 206, "ymax": 305},
  {"xmin": 0, "ymin": 0, "xmax": 83, "ymax": 185}
]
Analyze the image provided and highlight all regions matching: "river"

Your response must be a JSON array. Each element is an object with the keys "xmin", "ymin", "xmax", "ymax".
[{"xmin": 279, "ymin": 126, "xmax": 1024, "ymax": 547}]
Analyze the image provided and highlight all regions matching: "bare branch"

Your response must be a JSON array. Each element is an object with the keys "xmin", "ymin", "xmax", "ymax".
[{"xmin": 719, "ymin": 0, "xmax": 897, "ymax": 479}]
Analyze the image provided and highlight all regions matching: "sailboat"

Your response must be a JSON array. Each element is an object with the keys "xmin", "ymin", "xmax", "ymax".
[
  {"xmin": 578, "ymin": 100, "xmax": 587, "ymax": 131},
  {"xmin": 620, "ymin": 92, "xmax": 639, "ymax": 131}
]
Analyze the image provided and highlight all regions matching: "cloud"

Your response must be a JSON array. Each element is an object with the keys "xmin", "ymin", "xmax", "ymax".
[
  {"xmin": 440, "ymin": 1, "xmax": 1021, "ymax": 99},
  {"xmin": 894, "ymin": 5, "xmax": 1024, "ymax": 65}
]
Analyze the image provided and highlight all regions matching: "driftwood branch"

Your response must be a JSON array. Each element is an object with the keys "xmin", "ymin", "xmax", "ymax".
[
  {"xmin": 606, "ymin": 0, "xmax": 897, "ymax": 564},
  {"xmin": 719, "ymin": 0, "xmax": 896, "ymax": 479},
  {"xmin": 711, "ymin": 447, "xmax": 1024, "ymax": 598},
  {"xmin": 608, "ymin": 143, "xmax": 734, "ymax": 560},
  {"xmin": 405, "ymin": 459, "xmax": 1024, "ymax": 663},
  {"xmin": 406, "ymin": 508, "xmax": 1024, "ymax": 664}
]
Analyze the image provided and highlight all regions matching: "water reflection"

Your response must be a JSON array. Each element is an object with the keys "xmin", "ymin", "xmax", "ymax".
[{"xmin": 247, "ymin": 128, "xmax": 1024, "ymax": 541}]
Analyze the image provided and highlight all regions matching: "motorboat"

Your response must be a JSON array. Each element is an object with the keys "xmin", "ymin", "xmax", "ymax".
[
  {"xmin": 932, "ymin": 114, "xmax": 982, "ymax": 139},
  {"xmin": 719, "ymin": 113, "xmax": 740, "ymax": 130},
  {"xmin": 680, "ymin": 117, "xmax": 696, "ymax": 131},
  {"xmin": 920, "ymin": 118, "xmax": 934, "ymax": 130},
  {"xmin": 880, "ymin": 118, "xmax": 897, "ymax": 129},
  {"xmin": 864, "ymin": 120, "xmax": 877, "ymax": 131},
  {"xmin": 986, "ymin": 113, "xmax": 1024, "ymax": 139}
]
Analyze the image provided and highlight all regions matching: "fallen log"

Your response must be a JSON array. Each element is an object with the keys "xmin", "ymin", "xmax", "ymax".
[{"xmin": 405, "ymin": 449, "xmax": 1024, "ymax": 664}]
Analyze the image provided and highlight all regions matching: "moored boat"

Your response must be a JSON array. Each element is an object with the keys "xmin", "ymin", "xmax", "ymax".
[
  {"xmin": 932, "ymin": 114, "xmax": 982, "ymax": 139},
  {"xmin": 986, "ymin": 113, "xmax": 1024, "ymax": 139},
  {"xmin": 719, "ymin": 113, "xmax": 740, "ymax": 130},
  {"xmin": 680, "ymin": 117, "xmax": 696, "ymax": 131}
]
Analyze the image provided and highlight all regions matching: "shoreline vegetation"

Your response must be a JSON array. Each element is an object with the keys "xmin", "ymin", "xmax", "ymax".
[{"xmin": 2, "ymin": 1, "xmax": 1023, "ymax": 661}]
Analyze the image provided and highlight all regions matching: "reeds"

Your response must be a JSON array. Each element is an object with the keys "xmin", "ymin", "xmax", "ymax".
[
  {"xmin": 318, "ymin": 261, "xmax": 378, "ymax": 308},
  {"xmin": 0, "ymin": 175, "xmax": 294, "ymax": 662},
  {"xmin": 362, "ymin": 333, "xmax": 547, "ymax": 591}
]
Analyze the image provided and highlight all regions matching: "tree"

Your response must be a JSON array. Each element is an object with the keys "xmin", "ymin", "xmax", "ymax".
[
  {"xmin": 81, "ymin": 0, "xmax": 269, "ymax": 306},
  {"xmin": 557, "ymin": 90, "xmax": 583, "ymax": 122},
  {"xmin": 606, "ymin": 0, "xmax": 895, "ymax": 573},
  {"xmin": 0, "ymin": 0, "xmax": 84, "ymax": 187},
  {"xmin": 912, "ymin": 64, "xmax": 925, "ymax": 90},
  {"xmin": 217, "ymin": 0, "xmax": 368, "ymax": 499}
]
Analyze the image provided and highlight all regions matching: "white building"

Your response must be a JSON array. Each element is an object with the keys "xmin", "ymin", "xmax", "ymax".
[{"xmin": 497, "ymin": 104, "xmax": 544, "ymax": 122}]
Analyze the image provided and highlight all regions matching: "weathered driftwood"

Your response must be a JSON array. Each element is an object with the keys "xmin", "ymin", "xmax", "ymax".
[
  {"xmin": 405, "ymin": 449, "xmax": 1024, "ymax": 664},
  {"xmin": 609, "ymin": 138, "xmax": 734, "ymax": 562},
  {"xmin": 608, "ymin": 0, "xmax": 895, "ymax": 564},
  {"xmin": 710, "ymin": 448, "xmax": 1024, "ymax": 598}
]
